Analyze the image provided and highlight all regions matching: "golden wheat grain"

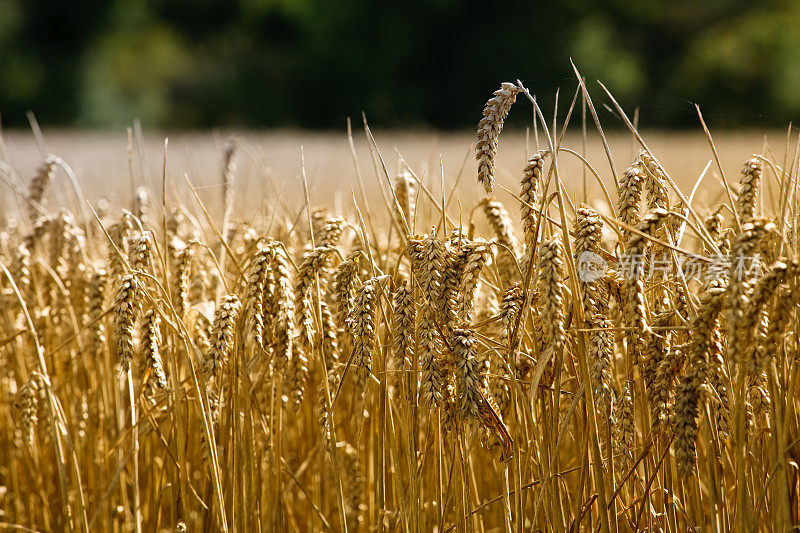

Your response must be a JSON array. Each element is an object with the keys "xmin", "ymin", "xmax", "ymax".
[
  {"xmin": 449, "ymin": 328, "xmax": 485, "ymax": 421},
  {"xmin": 617, "ymin": 162, "xmax": 646, "ymax": 240},
  {"xmin": 14, "ymin": 373, "xmax": 41, "ymax": 448},
  {"xmin": 520, "ymin": 152, "xmax": 545, "ymax": 272},
  {"xmin": 612, "ymin": 380, "xmax": 636, "ymax": 471},
  {"xmin": 268, "ymin": 243, "xmax": 294, "ymax": 371},
  {"xmin": 133, "ymin": 186, "xmax": 151, "ymax": 227},
  {"xmin": 418, "ymin": 306, "xmax": 445, "ymax": 407},
  {"xmin": 673, "ymin": 374, "xmax": 701, "ymax": 477},
  {"xmin": 727, "ymin": 220, "xmax": 776, "ymax": 368},
  {"xmin": 112, "ymin": 273, "xmax": 138, "ymax": 372},
  {"xmin": 455, "ymin": 238, "xmax": 490, "ymax": 322},
  {"xmin": 391, "ymin": 276, "xmax": 414, "ymax": 390},
  {"xmin": 538, "ymin": 237, "xmax": 565, "ymax": 355},
  {"xmin": 350, "ymin": 277, "xmax": 380, "ymax": 393},
  {"xmin": 738, "ymin": 156, "xmax": 762, "ymax": 224},
  {"xmin": 332, "ymin": 249, "xmax": 361, "ymax": 332},
  {"xmin": 141, "ymin": 308, "xmax": 168, "ymax": 393},
  {"xmin": 476, "ymin": 82, "xmax": 519, "ymax": 193},
  {"xmin": 27, "ymin": 157, "xmax": 58, "ymax": 222},
  {"xmin": 394, "ymin": 168, "xmax": 415, "ymax": 227},
  {"xmin": 173, "ymin": 240, "xmax": 195, "ymax": 318},
  {"xmin": 205, "ymin": 294, "xmax": 241, "ymax": 380}
]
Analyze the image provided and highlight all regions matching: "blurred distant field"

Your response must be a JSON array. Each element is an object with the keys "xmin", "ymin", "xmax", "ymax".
[{"xmin": 1, "ymin": 128, "xmax": 792, "ymax": 222}]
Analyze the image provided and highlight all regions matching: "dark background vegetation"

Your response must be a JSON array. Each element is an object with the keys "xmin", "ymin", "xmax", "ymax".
[{"xmin": 1, "ymin": 0, "xmax": 799, "ymax": 129}]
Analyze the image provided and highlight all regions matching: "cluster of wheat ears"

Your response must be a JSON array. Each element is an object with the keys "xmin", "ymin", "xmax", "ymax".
[{"xmin": 2, "ymin": 77, "xmax": 800, "ymax": 532}]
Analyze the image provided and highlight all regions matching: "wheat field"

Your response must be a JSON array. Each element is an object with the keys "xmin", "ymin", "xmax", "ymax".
[{"xmin": 2, "ymin": 80, "xmax": 800, "ymax": 532}]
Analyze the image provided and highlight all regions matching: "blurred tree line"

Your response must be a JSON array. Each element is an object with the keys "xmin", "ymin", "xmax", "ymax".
[{"xmin": 1, "ymin": 0, "xmax": 799, "ymax": 129}]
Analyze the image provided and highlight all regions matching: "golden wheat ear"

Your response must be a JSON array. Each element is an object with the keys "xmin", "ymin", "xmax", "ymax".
[{"xmin": 476, "ymin": 82, "xmax": 520, "ymax": 194}]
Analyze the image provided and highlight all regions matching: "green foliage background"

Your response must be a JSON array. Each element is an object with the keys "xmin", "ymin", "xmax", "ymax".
[{"xmin": 1, "ymin": 0, "xmax": 798, "ymax": 128}]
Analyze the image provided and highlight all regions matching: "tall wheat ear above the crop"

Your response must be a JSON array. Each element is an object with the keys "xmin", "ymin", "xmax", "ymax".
[{"xmin": 476, "ymin": 82, "xmax": 519, "ymax": 193}]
